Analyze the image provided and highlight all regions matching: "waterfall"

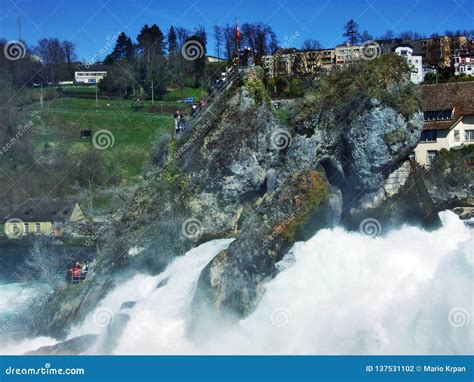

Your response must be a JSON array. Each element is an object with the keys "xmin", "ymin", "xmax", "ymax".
[{"xmin": 1, "ymin": 211, "xmax": 472, "ymax": 355}]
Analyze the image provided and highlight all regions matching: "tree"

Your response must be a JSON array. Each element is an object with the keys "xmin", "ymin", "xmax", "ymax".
[
  {"xmin": 103, "ymin": 32, "xmax": 134, "ymax": 65},
  {"xmin": 23, "ymin": 237, "xmax": 75, "ymax": 291},
  {"xmin": 98, "ymin": 61, "xmax": 137, "ymax": 98},
  {"xmin": 359, "ymin": 30, "xmax": 373, "ymax": 42},
  {"xmin": 61, "ymin": 40, "xmax": 76, "ymax": 79},
  {"xmin": 191, "ymin": 26, "xmax": 207, "ymax": 87},
  {"xmin": 240, "ymin": 22, "xmax": 278, "ymax": 55},
  {"xmin": 136, "ymin": 24, "xmax": 168, "ymax": 97},
  {"xmin": 213, "ymin": 25, "xmax": 224, "ymax": 60},
  {"xmin": 301, "ymin": 39, "xmax": 321, "ymax": 50},
  {"xmin": 379, "ymin": 29, "xmax": 395, "ymax": 40},
  {"xmin": 176, "ymin": 27, "xmax": 190, "ymax": 48},
  {"xmin": 36, "ymin": 38, "xmax": 66, "ymax": 83},
  {"xmin": 224, "ymin": 23, "xmax": 237, "ymax": 62},
  {"xmin": 168, "ymin": 26, "xmax": 178, "ymax": 54},
  {"xmin": 343, "ymin": 19, "xmax": 360, "ymax": 45}
]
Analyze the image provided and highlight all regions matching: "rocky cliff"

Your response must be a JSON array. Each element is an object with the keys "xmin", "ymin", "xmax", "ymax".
[{"xmin": 23, "ymin": 55, "xmax": 471, "ymax": 340}]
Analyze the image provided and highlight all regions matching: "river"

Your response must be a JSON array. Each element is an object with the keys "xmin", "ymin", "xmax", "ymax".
[{"xmin": 0, "ymin": 211, "xmax": 472, "ymax": 354}]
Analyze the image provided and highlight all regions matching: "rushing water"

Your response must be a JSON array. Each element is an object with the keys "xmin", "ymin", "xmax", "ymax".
[{"xmin": 1, "ymin": 211, "xmax": 472, "ymax": 355}]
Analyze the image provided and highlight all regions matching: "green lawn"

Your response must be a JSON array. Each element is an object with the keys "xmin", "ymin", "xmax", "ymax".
[
  {"xmin": 22, "ymin": 85, "xmax": 206, "ymax": 184},
  {"xmin": 162, "ymin": 87, "xmax": 206, "ymax": 102},
  {"xmin": 27, "ymin": 95, "xmax": 177, "ymax": 184}
]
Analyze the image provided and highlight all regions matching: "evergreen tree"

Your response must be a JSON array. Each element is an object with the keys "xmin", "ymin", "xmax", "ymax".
[
  {"xmin": 103, "ymin": 32, "xmax": 134, "ymax": 65},
  {"xmin": 136, "ymin": 24, "xmax": 167, "ymax": 97},
  {"xmin": 343, "ymin": 19, "xmax": 360, "ymax": 45},
  {"xmin": 168, "ymin": 26, "xmax": 178, "ymax": 54},
  {"xmin": 192, "ymin": 26, "xmax": 207, "ymax": 87}
]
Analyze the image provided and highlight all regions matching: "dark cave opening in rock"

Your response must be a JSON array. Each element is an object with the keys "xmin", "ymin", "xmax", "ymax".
[{"xmin": 318, "ymin": 157, "xmax": 353, "ymax": 219}]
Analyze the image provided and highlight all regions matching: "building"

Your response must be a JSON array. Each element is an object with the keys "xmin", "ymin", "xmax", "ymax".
[
  {"xmin": 206, "ymin": 55, "xmax": 224, "ymax": 63},
  {"xmin": 262, "ymin": 48, "xmax": 336, "ymax": 78},
  {"xmin": 394, "ymin": 46, "xmax": 423, "ymax": 84},
  {"xmin": 413, "ymin": 35, "xmax": 469, "ymax": 68},
  {"xmin": 413, "ymin": 82, "xmax": 474, "ymax": 166},
  {"xmin": 261, "ymin": 34, "xmax": 471, "ymax": 79},
  {"xmin": 422, "ymin": 65, "xmax": 437, "ymax": 77},
  {"xmin": 3, "ymin": 198, "xmax": 87, "ymax": 238},
  {"xmin": 335, "ymin": 43, "xmax": 362, "ymax": 65},
  {"xmin": 74, "ymin": 64, "xmax": 107, "ymax": 84},
  {"xmin": 453, "ymin": 51, "xmax": 474, "ymax": 76}
]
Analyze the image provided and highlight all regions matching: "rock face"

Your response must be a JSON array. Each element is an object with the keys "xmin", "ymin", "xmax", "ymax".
[
  {"xmin": 25, "ymin": 334, "xmax": 98, "ymax": 355},
  {"xmin": 26, "ymin": 58, "xmax": 466, "ymax": 338}
]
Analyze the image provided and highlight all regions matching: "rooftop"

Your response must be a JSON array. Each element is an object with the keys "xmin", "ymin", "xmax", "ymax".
[
  {"xmin": 419, "ymin": 82, "xmax": 474, "ymax": 130},
  {"xmin": 3, "ymin": 198, "xmax": 80, "ymax": 223}
]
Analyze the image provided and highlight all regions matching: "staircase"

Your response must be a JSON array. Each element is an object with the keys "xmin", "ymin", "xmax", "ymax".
[{"xmin": 186, "ymin": 67, "xmax": 239, "ymax": 130}]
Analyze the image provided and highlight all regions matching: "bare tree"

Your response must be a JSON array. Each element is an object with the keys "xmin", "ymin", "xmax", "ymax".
[
  {"xmin": 62, "ymin": 40, "xmax": 76, "ymax": 79},
  {"xmin": 22, "ymin": 237, "xmax": 75, "ymax": 291},
  {"xmin": 301, "ymin": 39, "xmax": 322, "ymax": 50},
  {"xmin": 213, "ymin": 25, "xmax": 224, "ymax": 60},
  {"xmin": 36, "ymin": 38, "xmax": 66, "ymax": 83}
]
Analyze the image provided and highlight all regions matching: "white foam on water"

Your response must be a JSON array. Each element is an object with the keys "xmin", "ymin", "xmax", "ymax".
[{"xmin": 2, "ymin": 212, "xmax": 472, "ymax": 355}]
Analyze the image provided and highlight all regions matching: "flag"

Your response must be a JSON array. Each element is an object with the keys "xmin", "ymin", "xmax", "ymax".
[{"xmin": 235, "ymin": 17, "xmax": 240, "ymax": 47}]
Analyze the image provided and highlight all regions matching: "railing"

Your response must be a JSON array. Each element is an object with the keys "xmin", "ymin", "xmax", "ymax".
[
  {"xmin": 66, "ymin": 271, "xmax": 88, "ymax": 285},
  {"xmin": 185, "ymin": 66, "xmax": 239, "ymax": 130}
]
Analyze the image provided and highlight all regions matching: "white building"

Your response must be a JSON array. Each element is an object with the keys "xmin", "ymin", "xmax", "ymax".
[
  {"xmin": 395, "ymin": 46, "xmax": 423, "ymax": 84},
  {"xmin": 413, "ymin": 83, "xmax": 474, "ymax": 166},
  {"xmin": 74, "ymin": 71, "xmax": 107, "ymax": 84}
]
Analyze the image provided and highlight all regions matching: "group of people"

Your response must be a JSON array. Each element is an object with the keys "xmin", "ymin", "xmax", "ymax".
[
  {"xmin": 173, "ymin": 98, "xmax": 207, "ymax": 136},
  {"xmin": 234, "ymin": 47, "xmax": 256, "ymax": 67},
  {"xmin": 208, "ymin": 66, "xmax": 235, "ymax": 96},
  {"xmin": 173, "ymin": 110, "xmax": 187, "ymax": 136},
  {"xmin": 66, "ymin": 261, "xmax": 90, "ymax": 285}
]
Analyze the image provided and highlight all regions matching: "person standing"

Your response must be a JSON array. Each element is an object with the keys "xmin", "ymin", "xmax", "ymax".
[{"xmin": 173, "ymin": 110, "xmax": 179, "ymax": 132}]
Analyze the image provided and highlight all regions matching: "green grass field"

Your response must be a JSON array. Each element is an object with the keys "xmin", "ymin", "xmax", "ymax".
[{"xmin": 24, "ymin": 87, "xmax": 202, "ymax": 186}]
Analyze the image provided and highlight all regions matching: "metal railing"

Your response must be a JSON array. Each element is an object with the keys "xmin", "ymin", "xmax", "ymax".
[
  {"xmin": 185, "ymin": 66, "xmax": 239, "ymax": 130},
  {"xmin": 66, "ymin": 271, "xmax": 88, "ymax": 285}
]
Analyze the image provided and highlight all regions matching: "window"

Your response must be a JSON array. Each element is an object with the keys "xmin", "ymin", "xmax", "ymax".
[
  {"xmin": 11, "ymin": 223, "xmax": 20, "ymax": 235},
  {"xmin": 421, "ymin": 131, "xmax": 437, "ymax": 142},
  {"xmin": 466, "ymin": 130, "xmax": 474, "ymax": 141},
  {"xmin": 35, "ymin": 223, "xmax": 41, "ymax": 233},
  {"xmin": 427, "ymin": 151, "xmax": 437, "ymax": 166},
  {"xmin": 423, "ymin": 110, "xmax": 452, "ymax": 121},
  {"xmin": 453, "ymin": 130, "xmax": 460, "ymax": 141},
  {"xmin": 24, "ymin": 223, "xmax": 29, "ymax": 234}
]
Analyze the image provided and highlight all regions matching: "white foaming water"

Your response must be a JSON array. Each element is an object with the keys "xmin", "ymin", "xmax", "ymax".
[
  {"xmin": 71, "ymin": 239, "xmax": 234, "ymax": 354},
  {"xmin": 1, "ymin": 211, "xmax": 472, "ymax": 355},
  {"xmin": 0, "ymin": 283, "xmax": 34, "ymax": 315}
]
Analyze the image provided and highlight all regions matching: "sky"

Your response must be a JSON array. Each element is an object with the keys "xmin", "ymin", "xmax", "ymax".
[{"xmin": 0, "ymin": 0, "xmax": 473, "ymax": 62}]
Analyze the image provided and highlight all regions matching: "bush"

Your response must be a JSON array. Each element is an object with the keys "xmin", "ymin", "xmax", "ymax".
[{"xmin": 293, "ymin": 54, "xmax": 421, "ymax": 126}]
